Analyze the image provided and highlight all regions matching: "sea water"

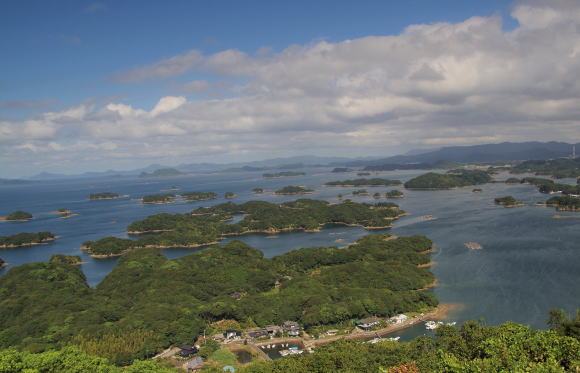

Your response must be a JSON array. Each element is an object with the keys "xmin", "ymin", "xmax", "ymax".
[{"xmin": 0, "ymin": 168, "xmax": 578, "ymax": 335}]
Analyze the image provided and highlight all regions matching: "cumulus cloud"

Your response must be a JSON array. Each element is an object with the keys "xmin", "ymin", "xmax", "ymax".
[{"xmin": 4, "ymin": 0, "xmax": 580, "ymax": 175}]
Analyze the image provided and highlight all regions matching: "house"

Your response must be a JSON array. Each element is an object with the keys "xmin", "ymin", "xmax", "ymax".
[
  {"xmin": 186, "ymin": 356, "xmax": 204, "ymax": 371},
  {"xmin": 230, "ymin": 292, "xmax": 243, "ymax": 300},
  {"xmin": 212, "ymin": 333, "xmax": 225, "ymax": 342},
  {"xmin": 265, "ymin": 325, "xmax": 282, "ymax": 335},
  {"xmin": 179, "ymin": 345, "xmax": 199, "ymax": 358},
  {"xmin": 282, "ymin": 321, "xmax": 301, "ymax": 336},
  {"xmin": 356, "ymin": 317, "xmax": 380, "ymax": 331},
  {"xmin": 224, "ymin": 330, "xmax": 242, "ymax": 340},
  {"xmin": 390, "ymin": 314, "xmax": 408, "ymax": 324},
  {"xmin": 247, "ymin": 329, "xmax": 269, "ymax": 339}
]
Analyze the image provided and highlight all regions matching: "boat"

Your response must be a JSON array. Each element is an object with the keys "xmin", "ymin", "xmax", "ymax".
[
  {"xmin": 425, "ymin": 321, "xmax": 456, "ymax": 330},
  {"xmin": 279, "ymin": 348, "xmax": 304, "ymax": 356},
  {"xmin": 422, "ymin": 215, "xmax": 436, "ymax": 220}
]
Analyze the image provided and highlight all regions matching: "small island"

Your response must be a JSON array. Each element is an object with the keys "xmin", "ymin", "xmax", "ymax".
[
  {"xmin": 404, "ymin": 170, "xmax": 492, "ymax": 189},
  {"xmin": 1, "ymin": 210, "xmax": 33, "ymax": 222},
  {"xmin": 373, "ymin": 192, "xmax": 381, "ymax": 199},
  {"xmin": 263, "ymin": 171, "xmax": 305, "ymax": 178},
  {"xmin": 386, "ymin": 190, "xmax": 405, "ymax": 198},
  {"xmin": 274, "ymin": 186, "xmax": 314, "ymax": 195},
  {"xmin": 544, "ymin": 196, "xmax": 580, "ymax": 211},
  {"xmin": 142, "ymin": 193, "xmax": 176, "ymax": 204},
  {"xmin": 49, "ymin": 254, "xmax": 83, "ymax": 265},
  {"xmin": 139, "ymin": 168, "xmax": 185, "ymax": 178},
  {"xmin": 472, "ymin": 188, "xmax": 483, "ymax": 193},
  {"xmin": 494, "ymin": 196, "xmax": 525, "ymax": 207},
  {"xmin": 224, "ymin": 192, "xmax": 236, "ymax": 199},
  {"xmin": 505, "ymin": 177, "xmax": 521, "ymax": 184},
  {"xmin": 325, "ymin": 178, "xmax": 402, "ymax": 187},
  {"xmin": 352, "ymin": 189, "xmax": 368, "ymax": 196},
  {"xmin": 89, "ymin": 192, "xmax": 123, "ymax": 200},
  {"xmin": 181, "ymin": 191, "xmax": 218, "ymax": 202},
  {"xmin": 252, "ymin": 188, "xmax": 264, "ymax": 194},
  {"xmin": 331, "ymin": 167, "xmax": 353, "ymax": 173},
  {"xmin": 54, "ymin": 208, "xmax": 78, "ymax": 219},
  {"xmin": 357, "ymin": 172, "xmax": 371, "ymax": 176},
  {"xmin": 0, "ymin": 232, "xmax": 56, "ymax": 248}
]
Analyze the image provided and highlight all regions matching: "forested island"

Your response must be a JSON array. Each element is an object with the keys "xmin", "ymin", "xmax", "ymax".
[
  {"xmin": 0, "ymin": 232, "xmax": 56, "ymax": 248},
  {"xmin": 263, "ymin": 171, "xmax": 305, "ymax": 178},
  {"xmin": 142, "ymin": 193, "xmax": 176, "ymax": 204},
  {"xmin": 386, "ymin": 190, "xmax": 405, "ymax": 198},
  {"xmin": 274, "ymin": 186, "xmax": 314, "ymax": 195},
  {"xmin": 512, "ymin": 158, "xmax": 580, "ymax": 178},
  {"xmin": 494, "ymin": 196, "xmax": 525, "ymax": 207},
  {"xmin": 544, "ymin": 196, "xmax": 580, "ymax": 211},
  {"xmin": 331, "ymin": 167, "xmax": 353, "ymax": 172},
  {"xmin": 181, "ymin": 191, "xmax": 218, "ymax": 202},
  {"xmin": 521, "ymin": 177, "xmax": 580, "ymax": 195},
  {"xmin": 1, "ymin": 210, "xmax": 33, "ymax": 221},
  {"xmin": 352, "ymin": 189, "xmax": 368, "ymax": 196},
  {"xmin": 357, "ymin": 172, "xmax": 371, "ymax": 176},
  {"xmin": 89, "ymin": 192, "xmax": 122, "ymax": 200},
  {"xmin": 505, "ymin": 177, "xmax": 521, "ymax": 184},
  {"xmin": 224, "ymin": 192, "xmax": 236, "ymax": 199},
  {"xmin": 325, "ymin": 178, "xmax": 402, "ymax": 187},
  {"xmin": 0, "ymin": 234, "xmax": 436, "ymax": 365},
  {"xmin": 83, "ymin": 199, "xmax": 405, "ymax": 256},
  {"xmin": 139, "ymin": 168, "xmax": 185, "ymax": 178},
  {"xmin": 404, "ymin": 170, "xmax": 492, "ymax": 189}
]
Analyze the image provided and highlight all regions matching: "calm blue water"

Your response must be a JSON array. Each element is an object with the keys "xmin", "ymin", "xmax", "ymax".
[{"xmin": 1, "ymin": 168, "xmax": 578, "ymax": 335}]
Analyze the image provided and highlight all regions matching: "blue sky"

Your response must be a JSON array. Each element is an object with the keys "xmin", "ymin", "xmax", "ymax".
[
  {"xmin": 2, "ymin": 0, "xmax": 580, "ymax": 177},
  {"xmin": 1, "ymin": 0, "xmax": 514, "ymax": 116}
]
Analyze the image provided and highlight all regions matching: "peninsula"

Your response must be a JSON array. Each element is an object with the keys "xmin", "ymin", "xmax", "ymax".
[{"xmin": 82, "ymin": 199, "xmax": 405, "ymax": 257}]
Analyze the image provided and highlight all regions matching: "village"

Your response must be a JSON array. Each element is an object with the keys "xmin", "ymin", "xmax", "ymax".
[{"xmin": 163, "ymin": 307, "xmax": 452, "ymax": 371}]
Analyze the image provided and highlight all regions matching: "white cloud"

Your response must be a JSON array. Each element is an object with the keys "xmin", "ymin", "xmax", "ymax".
[{"xmin": 4, "ymin": 0, "xmax": 580, "ymax": 175}]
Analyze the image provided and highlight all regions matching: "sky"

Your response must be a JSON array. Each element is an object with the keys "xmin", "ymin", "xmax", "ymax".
[{"xmin": 1, "ymin": 0, "xmax": 580, "ymax": 178}]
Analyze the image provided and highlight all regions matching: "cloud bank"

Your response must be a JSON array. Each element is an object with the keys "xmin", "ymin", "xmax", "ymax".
[{"xmin": 3, "ymin": 0, "xmax": 580, "ymax": 175}]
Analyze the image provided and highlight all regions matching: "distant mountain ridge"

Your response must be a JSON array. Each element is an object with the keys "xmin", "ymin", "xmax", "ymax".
[
  {"xmin": 346, "ymin": 141, "xmax": 579, "ymax": 167},
  {"xmin": 18, "ymin": 141, "xmax": 579, "ymax": 181}
]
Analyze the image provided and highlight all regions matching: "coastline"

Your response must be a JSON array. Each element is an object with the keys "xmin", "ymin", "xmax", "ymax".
[{"xmin": 0, "ymin": 236, "xmax": 58, "ymax": 249}]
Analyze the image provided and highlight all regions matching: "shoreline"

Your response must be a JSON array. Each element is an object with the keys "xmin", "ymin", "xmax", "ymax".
[{"xmin": 0, "ymin": 236, "xmax": 57, "ymax": 249}]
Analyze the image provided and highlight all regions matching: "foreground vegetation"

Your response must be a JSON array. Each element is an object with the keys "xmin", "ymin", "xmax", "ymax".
[
  {"xmin": 0, "ymin": 234, "xmax": 435, "ymax": 365},
  {"xmin": 404, "ymin": 170, "xmax": 492, "ymax": 189},
  {"xmin": 325, "ymin": 178, "xmax": 402, "ymax": 187},
  {"xmin": 237, "ymin": 315, "xmax": 580, "ymax": 373},
  {"xmin": 83, "ymin": 199, "xmax": 405, "ymax": 256},
  {"xmin": 0, "ymin": 232, "xmax": 56, "ymax": 248}
]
